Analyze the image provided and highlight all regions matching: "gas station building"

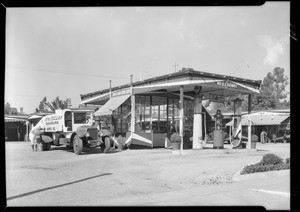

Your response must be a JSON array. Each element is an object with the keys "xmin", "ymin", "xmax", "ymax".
[{"xmin": 80, "ymin": 68, "xmax": 261, "ymax": 149}]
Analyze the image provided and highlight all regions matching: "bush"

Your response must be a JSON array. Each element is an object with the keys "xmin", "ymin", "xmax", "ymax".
[
  {"xmin": 240, "ymin": 154, "xmax": 289, "ymax": 175},
  {"xmin": 285, "ymin": 158, "xmax": 290, "ymax": 164},
  {"xmin": 272, "ymin": 163, "xmax": 290, "ymax": 170},
  {"xmin": 241, "ymin": 164, "xmax": 269, "ymax": 175},
  {"xmin": 260, "ymin": 153, "xmax": 283, "ymax": 166}
]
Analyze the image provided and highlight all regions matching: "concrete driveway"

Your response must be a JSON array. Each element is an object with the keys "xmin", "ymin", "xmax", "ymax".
[{"xmin": 5, "ymin": 142, "xmax": 290, "ymax": 209}]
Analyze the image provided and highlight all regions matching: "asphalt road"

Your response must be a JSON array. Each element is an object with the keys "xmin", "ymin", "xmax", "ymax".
[{"xmin": 5, "ymin": 142, "xmax": 290, "ymax": 209}]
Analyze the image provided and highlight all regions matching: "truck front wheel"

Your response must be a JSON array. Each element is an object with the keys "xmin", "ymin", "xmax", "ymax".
[{"xmin": 73, "ymin": 135, "xmax": 83, "ymax": 155}]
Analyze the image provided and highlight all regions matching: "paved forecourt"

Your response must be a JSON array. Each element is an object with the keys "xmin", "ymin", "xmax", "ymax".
[{"xmin": 6, "ymin": 141, "xmax": 290, "ymax": 209}]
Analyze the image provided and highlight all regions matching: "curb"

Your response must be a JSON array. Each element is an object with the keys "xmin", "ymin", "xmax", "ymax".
[
  {"xmin": 182, "ymin": 148, "xmax": 258, "ymax": 155},
  {"xmin": 232, "ymin": 169, "xmax": 290, "ymax": 182}
]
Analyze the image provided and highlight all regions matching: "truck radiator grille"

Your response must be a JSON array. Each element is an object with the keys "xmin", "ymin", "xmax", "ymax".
[{"xmin": 88, "ymin": 128, "xmax": 98, "ymax": 140}]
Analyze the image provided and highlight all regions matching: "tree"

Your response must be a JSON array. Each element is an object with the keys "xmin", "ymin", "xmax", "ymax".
[
  {"xmin": 36, "ymin": 96, "xmax": 69, "ymax": 112},
  {"xmin": 251, "ymin": 67, "xmax": 289, "ymax": 110},
  {"xmin": 5, "ymin": 102, "xmax": 11, "ymax": 115}
]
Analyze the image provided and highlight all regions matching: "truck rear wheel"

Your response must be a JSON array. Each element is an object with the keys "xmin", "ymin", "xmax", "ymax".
[{"xmin": 73, "ymin": 135, "xmax": 83, "ymax": 155}]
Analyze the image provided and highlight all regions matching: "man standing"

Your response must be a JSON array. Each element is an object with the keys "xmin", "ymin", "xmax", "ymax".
[
  {"xmin": 260, "ymin": 130, "xmax": 267, "ymax": 144},
  {"xmin": 29, "ymin": 126, "xmax": 43, "ymax": 151},
  {"xmin": 29, "ymin": 126, "xmax": 37, "ymax": 151}
]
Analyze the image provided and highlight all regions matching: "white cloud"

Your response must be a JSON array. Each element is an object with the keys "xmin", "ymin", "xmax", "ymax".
[
  {"xmin": 177, "ymin": 10, "xmax": 203, "ymax": 50},
  {"xmin": 189, "ymin": 31, "xmax": 203, "ymax": 50},
  {"xmin": 177, "ymin": 10, "xmax": 186, "ymax": 40},
  {"xmin": 258, "ymin": 35, "xmax": 288, "ymax": 66}
]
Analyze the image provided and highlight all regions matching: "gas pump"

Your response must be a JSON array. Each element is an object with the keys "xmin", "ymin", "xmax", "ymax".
[{"xmin": 213, "ymin": 109, "xmax": 224, "ymax": 149}]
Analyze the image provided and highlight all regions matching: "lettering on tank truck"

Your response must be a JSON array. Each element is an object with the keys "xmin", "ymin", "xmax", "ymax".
[
  {"xmin": 35, "ymin": 113, "xmax": 64, "ymax": 132},
  {"xmin": 44, "ymin": 115, "xmax": 64, "ymax": 132}
]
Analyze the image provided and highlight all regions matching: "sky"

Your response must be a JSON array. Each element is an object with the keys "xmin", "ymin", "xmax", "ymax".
[{"xmin": 5, "ymin": 2, "xmax": 290, "ymax": 114}]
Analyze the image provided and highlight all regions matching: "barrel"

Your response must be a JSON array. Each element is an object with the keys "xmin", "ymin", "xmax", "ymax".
[
  {"xmin": 37, "ymin": 143, "xmax": 44, "ymax": 151},
  {"xmin": 213, "ymin": 130, "xmax": 224, "ymax": 149},
  {"xmin": 251, "ymin": 134, "xmax": 258, "ymax": 149}
]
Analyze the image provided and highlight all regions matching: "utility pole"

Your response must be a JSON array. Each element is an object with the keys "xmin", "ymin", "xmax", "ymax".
[{"xmin": 173, "ymin": 61, "xmax": 178, "ymax": 72}]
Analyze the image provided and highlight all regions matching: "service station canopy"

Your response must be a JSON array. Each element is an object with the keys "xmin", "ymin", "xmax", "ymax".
[{"xmin": 80, "ymin": 68, "xmax": 261, "ymax": 108}]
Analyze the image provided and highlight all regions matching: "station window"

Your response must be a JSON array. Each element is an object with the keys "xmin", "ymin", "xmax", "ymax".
[
  {"xmin": 134, "ymin": 95, "xmax": 151, "ymax": 131},
  {"xmin": 113, "ymin": 98, "xmax": 130, "ymax": 133},
  {"xmin": 151, "ymin": 96, "xmax": 167, "ymax": 133}
]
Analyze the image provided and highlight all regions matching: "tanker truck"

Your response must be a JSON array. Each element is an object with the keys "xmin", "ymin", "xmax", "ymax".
[{"xmin": 32, "ymin": 109, "xmax": 108, "ymax": 155}]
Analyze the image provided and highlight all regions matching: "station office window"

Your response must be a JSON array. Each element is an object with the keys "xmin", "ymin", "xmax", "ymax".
[
  {"xmin": 167, "ymin": 98, "xmax": 180, "ymax": 132},
  {"xmin": 114, "ymin": 98, "xmax": 130, "ymax": 133},
  {"xmin": 135, "ymin": 95, "xmax": 151, "ymax": 131},
  {"xmin": 112, "ymin": 95, "xmax": 194, "ymax": 135},
  {"xmin": 151, "ymin": 96, "xmax": 167, "ymax": 133}
]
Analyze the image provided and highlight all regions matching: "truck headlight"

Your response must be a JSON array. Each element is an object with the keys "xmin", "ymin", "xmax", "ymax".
[{"xmin": 85, "ymin": 132, "xmax": 90, "ymax": 137}]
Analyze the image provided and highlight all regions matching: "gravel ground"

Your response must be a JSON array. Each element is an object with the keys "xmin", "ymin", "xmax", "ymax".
[{"xmin": 5, "ymin": 141, "xmax": 290, "ymax": 206}]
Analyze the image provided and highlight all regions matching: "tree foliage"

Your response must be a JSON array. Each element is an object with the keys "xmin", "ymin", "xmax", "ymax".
[
  {"xmin": 36, "ymin": 96, "xmax": 69, "ymax": 112},
  {"xmin": 4, "ymin": 102, "xmax": 19, "ymax": 115},
  {"xmin": 5, "ymin": 102, "xmax": 11, "ymax": 115},
  {"xmin": 251, "ymin": 67, "xmax": 289, "ymax": 110}
]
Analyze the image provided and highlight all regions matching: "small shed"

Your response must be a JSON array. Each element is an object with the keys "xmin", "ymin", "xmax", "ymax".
[
  {"xmin": 225, "ymin": 111, "xmax": 290, "ymax": 141},
  {"xmin": 4, "ymin": 116, "xmax": 28, "ymax": 141}
]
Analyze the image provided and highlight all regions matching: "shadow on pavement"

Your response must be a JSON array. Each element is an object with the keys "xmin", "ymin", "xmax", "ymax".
[
  {"xmin": 47, "ymin": 146, "xmax": 122, "ymax": 155},
  {"xmin": 81, "ymin": 148, "xmax": 121, "ymax": 155},
  {"xmin": 7, "ymin": 173, "xmax": 112, "ymax": 201}
]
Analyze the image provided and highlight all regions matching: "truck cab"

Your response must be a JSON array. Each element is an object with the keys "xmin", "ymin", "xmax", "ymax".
[{"xmin": 36, "ymin": 109, "xmax": 102, "ymax": 154}]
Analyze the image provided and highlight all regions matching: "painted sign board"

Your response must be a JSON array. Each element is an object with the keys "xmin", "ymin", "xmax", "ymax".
[
  {"xmin": 112, "ymin": 88, "xmax": 131, "ymax": 97},
  {"xmin": 36, "ymin": 113, "xmax": 64, "ymax": 132},
  {"xmin": 216, "ymin": 81, "xmax": 238, "ymax": 89}
]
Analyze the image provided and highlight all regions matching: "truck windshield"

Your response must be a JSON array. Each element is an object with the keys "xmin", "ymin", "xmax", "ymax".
[{"xmin": 74, "ymin": 113, "xmax": 87, "ymax": 124}]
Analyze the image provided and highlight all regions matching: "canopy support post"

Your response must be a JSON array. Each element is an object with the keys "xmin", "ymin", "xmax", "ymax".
[
  {"xmin": 179, "ymin": 85, "xmax": 184, "ymax": 154},
  {"xmin": 192, "ymin": 94, "xmax": 203, "ymax": 149},
  {"xmin": 247, "ymin": 94, "xmax": 252, "ymax": 149}
]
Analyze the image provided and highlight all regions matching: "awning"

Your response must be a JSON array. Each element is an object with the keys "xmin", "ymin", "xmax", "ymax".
[
  {"xmin": 81, "ymin": 92, "xmax": 110, "ymax": 105},
  {"xmin": 94, "ymin": 94, "xmax": 131, "ymax": 116},
  {"xmin": 225, "ymin": 113, "xmax": 290, "ymax": 126},
  {"xmin": 28, "ymin": 115, "xmax": 43, "ymax": 120}
]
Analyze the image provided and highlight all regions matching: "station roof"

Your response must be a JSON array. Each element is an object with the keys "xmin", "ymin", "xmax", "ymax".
[
  {"xmin": 5, "ymin": 115, "xmax": 29, "ymax": 122},
  {"xmin": 5, "ymin": 117, "xmax": 27, "ymax": 122},
  {"xmin": 80, "ymin": 68, "xmax": 262, "ymax": 105}
]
